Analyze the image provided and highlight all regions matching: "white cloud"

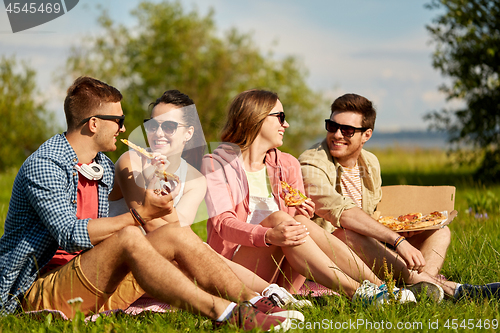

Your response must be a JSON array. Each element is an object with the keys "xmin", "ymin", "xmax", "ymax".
[{"xmin": 1, "ymin": 0, "xmax": 452, "ymax": 132}]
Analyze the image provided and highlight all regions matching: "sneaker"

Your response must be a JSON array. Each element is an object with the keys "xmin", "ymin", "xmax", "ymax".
[
  {"xmin": 407, "ymin": 281, "xmax": 444, "ymax": 303},
  {"xmin": 262, "ymin": 284, "xmax": 313, "ymax": 308},
  {"xmin": 352, "ymin": 280, "xmax": 417, "ymax": 306},
  {"xmin": 253, "ymin": 297, "xmax": 305, "ymax": 322},
  {"xmin": 216, "ymin": 302, "xmax": 291, "ymax": 331},
  {"xmin": 456, "ymin": 282, "xmax": 500, "ymax": 299}
]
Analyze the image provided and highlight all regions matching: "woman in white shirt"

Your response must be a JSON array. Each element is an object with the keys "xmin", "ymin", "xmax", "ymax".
[{"xmin": 105, "ymin": 90, "xmax": 309, "ymax": 312}]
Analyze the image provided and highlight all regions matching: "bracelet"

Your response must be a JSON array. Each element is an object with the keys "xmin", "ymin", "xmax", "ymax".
[
  {"xmin": 129, "ymin": 208, "xmax": 145, "ymax": 227},
  {"xmin": 393, "ymin": 235, "xmax": 406, "ymax": 249}
]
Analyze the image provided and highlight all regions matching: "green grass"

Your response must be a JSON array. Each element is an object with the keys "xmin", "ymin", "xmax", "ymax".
[{"xmin": 1, "ymin": 148, "xmax": 500, "ymax": 332}]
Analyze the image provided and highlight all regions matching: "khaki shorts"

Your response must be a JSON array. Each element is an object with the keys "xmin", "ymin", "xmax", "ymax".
[
  {"xmin": 98, "ymin": 272, "xmax": 144, "ymax": 312},
  {"xmin": 22, "ymin": 255, "xmax": 112, "ymax": 319}
]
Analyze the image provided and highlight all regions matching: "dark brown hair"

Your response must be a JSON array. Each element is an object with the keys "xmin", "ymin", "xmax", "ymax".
[
  {"xmin": 150, "ymin": 90, "xmax": 205, "ymax": 170},
  {"xmin": 330, "ymin": 93, "xmax": 376, "ymax": 129},
  {"xmin": 64, "ymin": 76, "xmax": 122, "ymax": 131}
]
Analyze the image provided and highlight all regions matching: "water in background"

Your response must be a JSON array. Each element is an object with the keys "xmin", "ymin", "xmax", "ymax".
[{"xmin": 364, "ymin": 130, "xmax": 449, "ymax": 149}]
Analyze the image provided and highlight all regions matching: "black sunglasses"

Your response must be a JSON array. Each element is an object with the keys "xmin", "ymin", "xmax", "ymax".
[
  {"xmin": 143, "ymin": 119, "xmax": 189, "ymax": 136},
  {"xmin": 325, "ymin": 119, "xmax": 368, "ymax": 138},
  {"xmin": 268, "ymin": 111, "xmax": 286, "ymax": 125},
  {"xmin": 80, "ymin": 115, "xmax": 125, "ymax": 128}
]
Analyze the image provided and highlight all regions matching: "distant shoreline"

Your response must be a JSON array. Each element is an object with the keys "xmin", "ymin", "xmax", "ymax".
[{"xmin": 364, "ymin": 130, "xmax": 449, "ymax": 149}]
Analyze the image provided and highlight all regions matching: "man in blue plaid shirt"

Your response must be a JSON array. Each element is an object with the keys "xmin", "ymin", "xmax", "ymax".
[{"xmin": 0, "ymin": 76, "xmax": 296, "ymax": 331}]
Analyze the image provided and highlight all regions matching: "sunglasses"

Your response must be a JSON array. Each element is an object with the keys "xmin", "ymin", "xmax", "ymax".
[
  {"xmin": 143, "ymin": 119, "xmax": 189, "ymax": 136},
  {"xmin": 325, "ymin": 119, "xmax": 369, "ymax": 138},
  {"xmin": 80, "ymin": 115, "xmax": 125, "ymax": 128},
  {"xmin": 268, "ymin": 111, "xmax": 286, "ymax": 125}
]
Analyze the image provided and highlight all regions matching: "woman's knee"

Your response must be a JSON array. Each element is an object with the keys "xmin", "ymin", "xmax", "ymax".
[{"xmin": 260, "ymin": 211, "xmax": 292, "ymax": 228}]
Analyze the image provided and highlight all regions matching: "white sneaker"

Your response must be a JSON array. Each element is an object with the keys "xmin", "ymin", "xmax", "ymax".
[
  {"xmin": 407, "ymin": 281, "xmax": 444, "ymax": 303},
  {"xmin": 352, "ymin": 280, "xmax": 417, "ymax": 306},
  {"xmin": 262, "ymin": 284, "xmax": 313, "ymax": 308}
]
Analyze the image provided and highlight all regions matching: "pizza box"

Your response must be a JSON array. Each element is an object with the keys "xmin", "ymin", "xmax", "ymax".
[{"xmin": 371, "ymin": 185, "xmax": 458, "ymax": 232}]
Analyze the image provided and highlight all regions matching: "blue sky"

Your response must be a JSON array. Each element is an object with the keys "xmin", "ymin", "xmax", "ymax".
[{"xmin": 0, "ymin": 0, "xmax": 459, "ymax": 131}]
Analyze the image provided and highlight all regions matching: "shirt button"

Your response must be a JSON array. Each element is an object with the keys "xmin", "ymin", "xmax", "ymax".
[
  {"xmin": 72, "ymin": 200, "xmax": 76, "ymax": 204},
  {"xmin": 73, "ymin": 158, "xmax": 77, "ymax": 162},
  {"xmin": 73, "ymin": 172, "xmax": 77, "ymax": 176}
]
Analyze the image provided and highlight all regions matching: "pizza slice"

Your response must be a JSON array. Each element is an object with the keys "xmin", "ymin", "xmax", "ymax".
[
  {"xmin": 154, "ymin": 169, "xmax": 180, "ymax": 195},
  {"xmin": 280, "ymin": 181, "xmax": 310, "ymax": 206},
  {"xmin": 405, "ymin": 211, "xmax": 447, "ymax": 230},
  {"xmin": 121, "ymin": 139, "xmax": 155, "ymax": 159},
  {"xmin": 377, "ymin": 211, "xmax": 448, "ymax": 231},
  {"xmin": 378, "ymin": 216, "xmax": 406, "ymax": 231},
  {"xmin": 397, "ymin": 212, "xmax": 423, "ymax": 223}
]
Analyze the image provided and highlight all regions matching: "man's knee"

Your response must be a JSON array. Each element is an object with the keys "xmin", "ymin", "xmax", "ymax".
[
  {"xmin": 428, "ymin": 226, "xmax": 451, "ymax": 246},
  {"xmin": 438, "ymin": 226, "xmax": 451, "ymax": 242},
  {"xmin": 115, "ymin": 226, "xmax": 148, "ymax": 251}
]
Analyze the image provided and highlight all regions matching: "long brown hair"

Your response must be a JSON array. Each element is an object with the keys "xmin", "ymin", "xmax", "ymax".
[{"xmin": 220, "ymin": 89, "xmax": 279, "ymax": 150}]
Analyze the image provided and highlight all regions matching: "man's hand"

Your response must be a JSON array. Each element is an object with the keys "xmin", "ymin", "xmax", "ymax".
[
  {"xmin": 395, "ymin": 240, "xmax": 426, "ymax": 272},
  {"xmin": 295, "ymin": 199, "xmax": 315, "ymax": 218},
  {"xmin": 265, "ymin": 220, "xmax": 309, "ymax": 247}
]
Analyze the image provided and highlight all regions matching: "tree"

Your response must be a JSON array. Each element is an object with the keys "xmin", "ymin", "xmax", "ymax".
[
  {"xmin": 63, "ymin": 0, "xmax": 326, "ymax": 162},
  {"xmin": 425, "ymin": 0, "xmax": 500, "ymax": 182},
  {"xmin": 0, "ymin": 56, "xmax": 57, "ymax": 171}
]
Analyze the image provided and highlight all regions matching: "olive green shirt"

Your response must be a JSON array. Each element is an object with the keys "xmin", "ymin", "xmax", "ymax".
[{"xmin": 298, "ymin": 139, "xmax": 382, "ymax": 233}]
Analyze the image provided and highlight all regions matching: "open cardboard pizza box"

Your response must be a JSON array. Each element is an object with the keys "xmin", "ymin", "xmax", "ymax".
[{"xmin": 372, "ymin": 185, "xmax": 458, "ymax": 232}]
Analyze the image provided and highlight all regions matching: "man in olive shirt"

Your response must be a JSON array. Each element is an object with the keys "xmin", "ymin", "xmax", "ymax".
[{"xmin": 299, "ymin": 93, "xmax": 451, "ymax": 280}]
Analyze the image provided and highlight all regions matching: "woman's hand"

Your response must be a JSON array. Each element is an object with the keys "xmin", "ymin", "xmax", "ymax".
[
  {"xmin": 141, "ymin": 152, "xmax": 169, "ymax": 184},
  {"xmin": 264, "ymin": 220, "xmax": 309, "ymax": 247},
  {"xmin": 295, "ymin": 199, "xmax": 315, "ymax": 219}
]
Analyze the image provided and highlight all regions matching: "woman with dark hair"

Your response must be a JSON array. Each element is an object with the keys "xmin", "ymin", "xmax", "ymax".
[
  {"xmin": 109, "ymin": 90, "xmax": 207, "ymax": 228},
  {"xmin": 202, "ymin": 89, "xmax": 418, "ymax": 304}
]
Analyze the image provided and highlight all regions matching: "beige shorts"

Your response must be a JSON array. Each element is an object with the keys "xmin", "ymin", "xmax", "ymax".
[{"xmin": 22, "ymin": 255, "xmax": 113, "ymax": 319}]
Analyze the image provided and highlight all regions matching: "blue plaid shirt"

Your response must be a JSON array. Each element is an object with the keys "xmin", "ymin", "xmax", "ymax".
[{"xmin": 0, "ymin": 134, "xmax": 114, "ymax": 315}]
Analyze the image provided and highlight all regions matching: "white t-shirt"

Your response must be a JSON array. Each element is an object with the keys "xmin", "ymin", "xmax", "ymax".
[{"xmin": 244, "ymin": 167, "xmax": 279, "ymax": 225}]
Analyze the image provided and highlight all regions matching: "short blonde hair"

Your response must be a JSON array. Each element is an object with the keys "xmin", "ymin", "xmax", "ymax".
[{"xmin": 221, "ymin": 89, "xmax": 278, "ymax": 150}]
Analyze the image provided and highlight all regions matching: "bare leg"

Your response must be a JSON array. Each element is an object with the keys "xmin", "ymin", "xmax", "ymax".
[
  {"xmin": 80, "ymin": 226, "xmax": 230, "ymax": 318},
  {"xmin": 232, "ymin": 219, "xmax": 362, "ymax": 298},
  {"xmin": 149, "ymin": 225, "xmax": 259, "ymax": 302},
  {"xmin": 333, "ymin": 228, "xmax": 410, "ymax": 281},
  {"xmin": 100, "ymin": 228, "xmax": 260, "ymax": 312},
  {"xmin": 218, "ymin": 252, "xmax": 271, "ymax": 294},
  {"xmin": 333, "ymin": 228, "xmax": 458, "ymax": 296},
  {"xmin": 275, "ymin": 259, "xmax": 307, "ymax": 293},
  {"xmin": 296, "ymin": 215, "xmax": 382, "ymax": 285},
  {"xmin": 406, "ymin": 227, "xmax": 450, "ymax": 276}
]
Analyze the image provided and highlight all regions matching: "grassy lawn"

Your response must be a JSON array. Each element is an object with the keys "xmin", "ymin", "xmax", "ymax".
[{"xmin": 1, "ymin": 148, "xmax": 499, "ymax": 332}]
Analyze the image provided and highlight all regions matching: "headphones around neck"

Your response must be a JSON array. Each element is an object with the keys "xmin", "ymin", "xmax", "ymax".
[{"xmin": 74, "ymin": 162, "xmax": 104, "ymax": 180}]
